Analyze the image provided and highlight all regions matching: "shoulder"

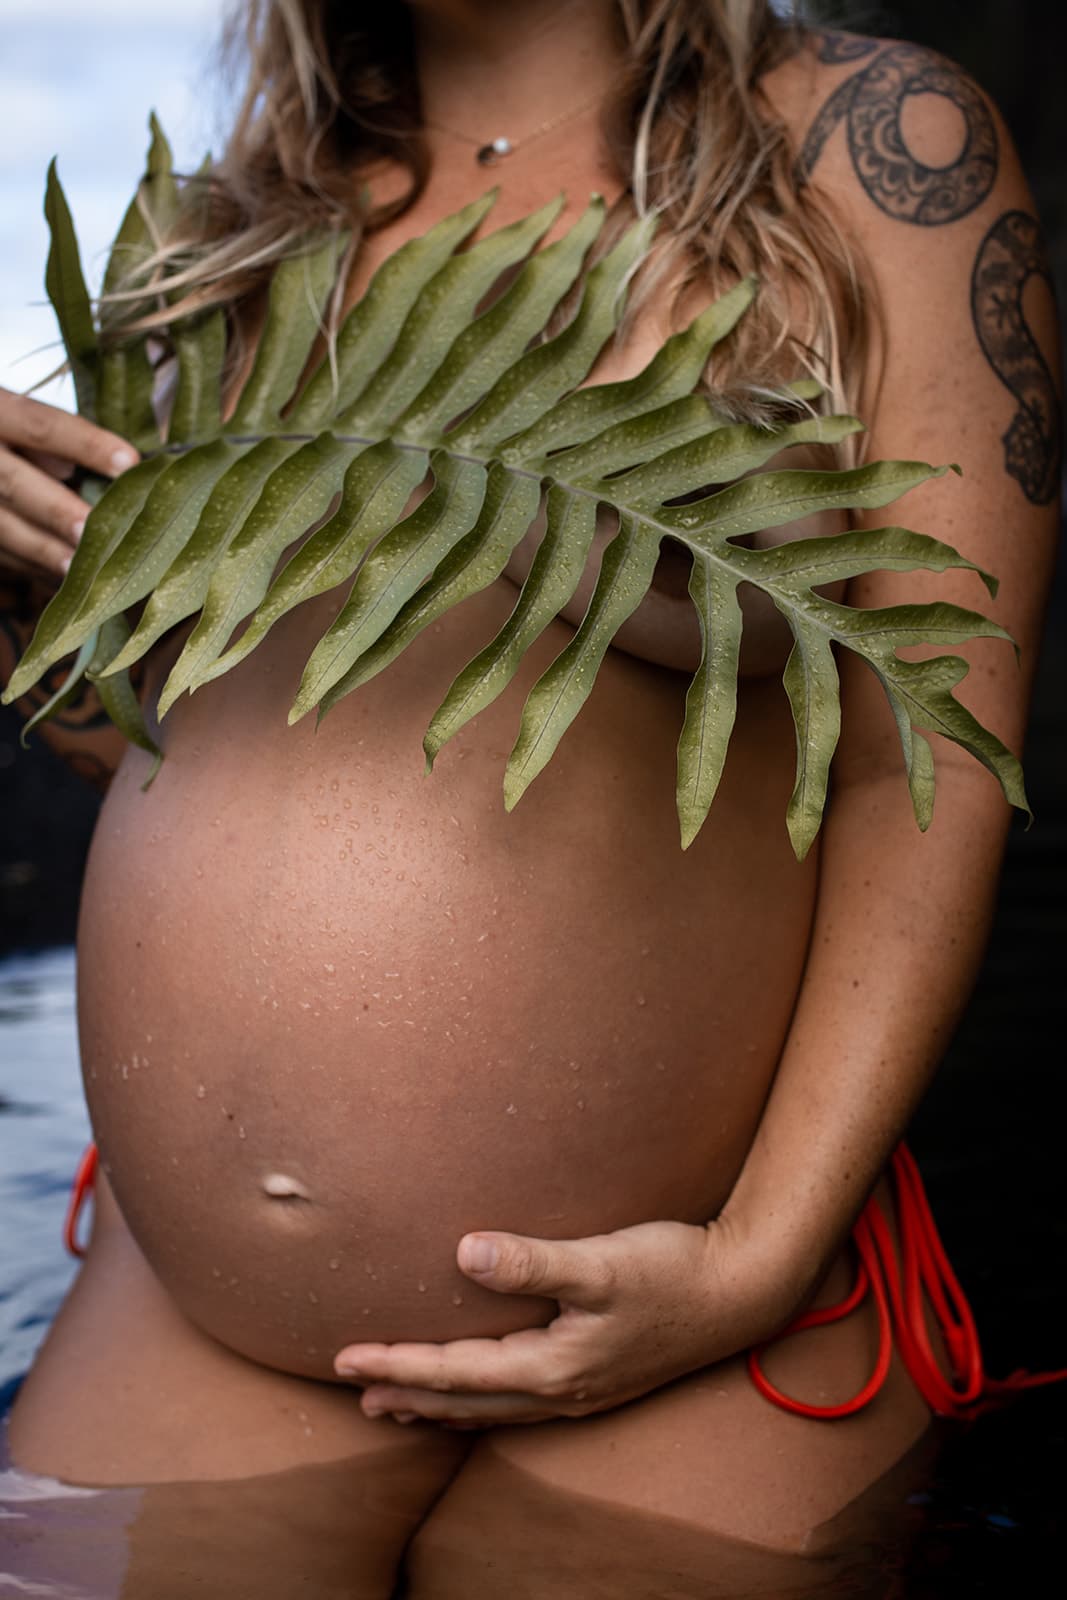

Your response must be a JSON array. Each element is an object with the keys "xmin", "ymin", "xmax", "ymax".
[
  {"xmin": 762, "ymin": 29, "xmax": 1014, "ymax": 219},
  {"xmin": 761, "ymin": 29, "xmax": 1034, "ymax": 257},
  {"xmin": 764, "ymin": 32, "xmax": 1058, "ymax": 436}
]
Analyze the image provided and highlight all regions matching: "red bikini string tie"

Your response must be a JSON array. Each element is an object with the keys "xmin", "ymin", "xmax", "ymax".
[
  {"xmin": 748, "ymin": 1144, "xmax": 1067, "ymax": 1421},
  {"xmin": 63, "ymin": 1142, "xmax": 98, "ymax": 1259},
  {"xmin": 64, "ymin": 1138, "xmax": 1067, "ymax": 1414}
]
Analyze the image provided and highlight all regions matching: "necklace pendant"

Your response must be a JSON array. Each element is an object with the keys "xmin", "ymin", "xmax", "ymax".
[{"xmin": 476, "ymin": 136, "xmax": 513, "ymax": 166}]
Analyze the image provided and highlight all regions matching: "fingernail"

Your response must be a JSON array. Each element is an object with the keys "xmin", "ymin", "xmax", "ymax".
[
  {"xmin": 71, "ymin": 518, "xmax": 85, "ymax": 541},
  {"xmin": 363, "ymin": 1403, "xmax": 385, "ymax": 1418},
  {"xmin": 461, "ymin": 1236, "xmax": 499, "ymax": 1274},
  {"xmin": 59, "ymin": 553, "xmax": 72, "ymax": 574},
  {"xmin": 393, "ymin": 1412, "xmax": 418, "ymax": 1425},
  {"xmin": 336, "ymin": 1363, "xmax": 363, "ymax": 1379},
  {"xmin": 110, "ymin": 448, "xmax": 138, "ymax": 475}
]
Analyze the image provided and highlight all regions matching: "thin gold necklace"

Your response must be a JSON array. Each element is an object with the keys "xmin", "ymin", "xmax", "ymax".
[{"xmin": 422, "ymin": 90, "xmax": 606, "ymax": 166}]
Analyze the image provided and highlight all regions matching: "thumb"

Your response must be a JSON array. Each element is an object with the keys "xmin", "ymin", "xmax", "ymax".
[{"xmin": 457, "ymin": 1231, "xmax": 601, "ymax": 1301}]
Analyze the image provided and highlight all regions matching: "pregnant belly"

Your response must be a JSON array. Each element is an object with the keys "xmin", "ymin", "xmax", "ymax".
[{"xmin": 76, "ymin": 584, "xmax": 817, "ymax": 1380}]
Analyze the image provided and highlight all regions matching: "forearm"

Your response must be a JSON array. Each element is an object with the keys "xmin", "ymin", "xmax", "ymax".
[{"xmin": 719, "ymin": 752, "xmax": 1011, "ymax": 1306}]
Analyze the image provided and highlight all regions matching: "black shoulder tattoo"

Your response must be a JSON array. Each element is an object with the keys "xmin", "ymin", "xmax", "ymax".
[
  {"xmin": 971, "ymin": 211, "xmax": 1063, "ymax": 506},
  {"xmin": 796, "ymin": 42, "xmax": 998, "ymax": 225},
  {"xmin": 815, "ymin": 31, "xmax": 880, "ymax": 66}
]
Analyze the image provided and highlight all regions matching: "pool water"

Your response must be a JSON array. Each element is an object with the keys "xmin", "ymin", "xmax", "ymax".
[{"xmin": 1, "ymin": 945, "xmax": 1064, "ymax": 1596}]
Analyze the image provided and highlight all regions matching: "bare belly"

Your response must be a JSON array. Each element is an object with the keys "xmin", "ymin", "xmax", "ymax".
[{"xmin": 76, "ymin": 578, "xmax": 817, "ymax": 1380}]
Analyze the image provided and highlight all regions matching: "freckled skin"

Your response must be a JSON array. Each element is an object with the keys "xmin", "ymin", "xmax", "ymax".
[
  {"xmin": 75, "ymin": 178, "xmax": 838, "ymax": 1382},
  {"xmin": 78, "ymin": 568, "xmax": 818, "ymax": 1380}
]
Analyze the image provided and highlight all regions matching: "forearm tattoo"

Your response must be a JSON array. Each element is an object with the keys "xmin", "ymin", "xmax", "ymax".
[
  {"xmin": 796, "ymin": 42, "xmax": 998, "ymax": 225},
  {"xmin": 971, "ymin": 211, "xmax": 1063, "ymax": 506}
]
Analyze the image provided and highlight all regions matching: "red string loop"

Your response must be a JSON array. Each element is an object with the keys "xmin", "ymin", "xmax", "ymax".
[
  {"xmin": 66, "ymin": 1139, "xmax": 1066, "ymax": 1417},
  {"xmin": 748, "ymin": 1144, "xmax": 1067, "ymax": 1420},
  {"xmin": 63, "ymin": 1142, "xmax": 99, "ymax": 1259}
]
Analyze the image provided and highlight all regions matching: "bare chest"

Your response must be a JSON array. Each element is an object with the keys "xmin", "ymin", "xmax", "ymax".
[{"xmin": 257, "ymin": 171, "xmax": 851, "ymax": 682}]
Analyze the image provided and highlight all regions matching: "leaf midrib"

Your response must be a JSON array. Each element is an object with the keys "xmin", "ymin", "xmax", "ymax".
[{"xmin": 138, "ymin": 428, "xmax": 879, "ymax": 651}]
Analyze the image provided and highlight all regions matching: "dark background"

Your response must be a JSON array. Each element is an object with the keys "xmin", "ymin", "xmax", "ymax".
[{"xmin": 1, "ymin": 3, "xmax": 1064, "ymax": 1562}]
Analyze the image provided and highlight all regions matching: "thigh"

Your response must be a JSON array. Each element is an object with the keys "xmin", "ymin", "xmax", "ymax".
[
  {"xmin": 7, "ymin": 1178, "xmax": 470, "ymax": 1600},
  {"xmin": 404, "ymin": 1238, "xmax": 935, "ymax": 1597}
]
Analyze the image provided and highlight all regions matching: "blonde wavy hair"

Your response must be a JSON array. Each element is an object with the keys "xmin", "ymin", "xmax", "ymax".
[{"xmin": 111, "ymin": 0, "xmax": 877, "ymax": 433}]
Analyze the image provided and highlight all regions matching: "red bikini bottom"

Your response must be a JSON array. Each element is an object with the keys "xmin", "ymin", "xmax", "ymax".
[{"xmin": 64, "ymin": 1141, "xmax": 1065, "ymax": 1421}]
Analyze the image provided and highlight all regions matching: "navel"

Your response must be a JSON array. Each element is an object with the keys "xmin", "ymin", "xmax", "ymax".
[{"xmin": 261, "ymin": 1172, "xmax": 312, "ymax": 1202}]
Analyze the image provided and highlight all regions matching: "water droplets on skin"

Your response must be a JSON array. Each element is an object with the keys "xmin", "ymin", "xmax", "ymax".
[
  {"xmin": 308, "ymin": 1290, "xmax": 319, "ymax": 1305},
  {"xmin": 238, "ymin": 1125, "xmax": 247, "ymax": 1140},
  {"xmin": 417, "ymin": 1280, "xmax": 427, "ymax": 1293},
  {"xmin": 505, "ymin": 1102, "xmax": 518, "ymax": 1116},
  {"xmin": 196, "ymin": 1083, "xmax": 207, "ymax": 1099},
  {"xmin": 328, "ymin": 1257, "xmax": 341, "ymax": 1271},
  {"xmin": 451, "ymin": 1292, "xmax": 464, "ymax": 1307}
]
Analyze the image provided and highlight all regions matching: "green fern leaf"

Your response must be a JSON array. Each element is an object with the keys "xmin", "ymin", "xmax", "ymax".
[
  {"xmin": 4, "ymin": 124, "xmax": 1029, "ymax": 856},
  {"xmin": 676, "ymin": 557, "xmax": 744, "ymax": 849},
  {"xmin": 423, "ymin": 485, "xmax": 599, "ymax": 769},
  {"xmin": 503, "ymin": 512, "xmax": 663, "ymax": 808},
  {"xmin": 43, "ymin": 162, "xmax": 98, "ymax": 418}
]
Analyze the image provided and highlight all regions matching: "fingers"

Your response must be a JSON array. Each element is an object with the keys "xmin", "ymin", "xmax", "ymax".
[
  {"xmin": 22, "ymin": 449, "xmax": 77, "ymax": 481},
  {"xmin": 363, "ymin": 1387, "xmax": 558, "ymax": 1426},
  {"xmin": 0, "ymin": 503, "xmax": 75, "ymax": 581},
  {"xmin": 0, "ymin": 387, "xmax": 139, "ymax": 480},
  {"xmin": 0, "ymin": 446, "xmax": 90, "ymax": 549},
  {"xmin": 457, "ymin": 1230, "xmax": 615, "ymax": 1306},
  {"xmin": 336, "ymin": 1322, "xmax": 586, "ymax": 1401},
  {"xmin": 0, "ymin": 390, "xmax": 140, "ymax": 583}
]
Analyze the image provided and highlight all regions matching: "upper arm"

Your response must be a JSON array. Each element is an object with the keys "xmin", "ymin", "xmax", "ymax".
[{"xmin": 788, "ymin": 36, "xmax": 1061, "ymax": 790}]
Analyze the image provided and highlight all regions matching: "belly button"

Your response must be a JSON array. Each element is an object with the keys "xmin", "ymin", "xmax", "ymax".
[{"xmin": 261, "ymin": 1172, "xmax": 312, "ymax": 1202}]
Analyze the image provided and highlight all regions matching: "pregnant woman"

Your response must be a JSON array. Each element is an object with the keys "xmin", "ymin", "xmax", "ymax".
[{"xmin": 1, "ymin": 0, "xmax": 1061, "ymax": 1593}]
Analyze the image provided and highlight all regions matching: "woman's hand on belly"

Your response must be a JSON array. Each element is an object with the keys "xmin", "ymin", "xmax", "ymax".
[{"xmin": 332, "ymin": 1211, "xmax": 806, "ymax": 1426}]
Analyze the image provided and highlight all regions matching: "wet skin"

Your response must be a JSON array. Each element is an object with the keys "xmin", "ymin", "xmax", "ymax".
[
  {"xmin": 77, "ymin": 563, "xmax": 819, "ymax": 1378},
  {"xmin": 72, "ymin": 163, "xmax": 852, "ymax": 1381},
  {"xmin": 12, "ymin": 29, "xmax": 1024, "ymax": 1579}
]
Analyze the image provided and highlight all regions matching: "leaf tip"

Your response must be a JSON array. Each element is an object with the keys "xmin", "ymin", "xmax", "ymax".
[
  {"xmin": 139, "ymin": 750, "xmax": 164, "ymax": 791},
  {"xmin": 501, "ymin": 770, "xmax": 523, "ymax": 813},
  {"xmin": 785, "ymin": 813, "xmax": 818, "ymax": 863},
  {"xmin": 155, "ymin": 679, "xmax": 183, "ymax": 720}
]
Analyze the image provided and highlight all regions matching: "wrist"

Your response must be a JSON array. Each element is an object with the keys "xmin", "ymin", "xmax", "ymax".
[{"xmin": 705, "ymin": 1203, "xmax": 825, "ymax": 1343}]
